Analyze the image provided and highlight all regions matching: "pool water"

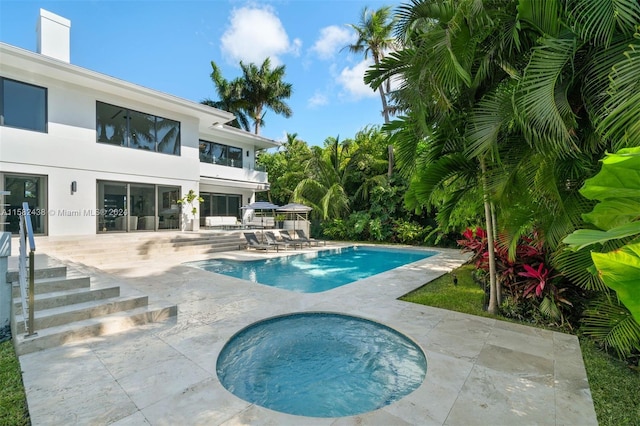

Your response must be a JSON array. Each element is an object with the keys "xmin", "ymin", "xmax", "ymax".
[
  {"xmin": 187, "ymin": 246, "xmax": 436, "ymax": 293},
  {"xmin": 216, "ymin": 313, "xmax": 427, "ymax": 418}
]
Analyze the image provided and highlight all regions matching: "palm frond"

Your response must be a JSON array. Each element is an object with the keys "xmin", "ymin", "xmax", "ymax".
[
  {"xmin": 384, "ymin": 113, "xmax": 430, "ymax": 178},
  {"xmin": 466, "ymin": 85, "xmax": 515, "ymax": 159},
  {"xmin": 582, "ymin": 297, "xmax": 640, "ymax": 359},
  {"xmin": 597, "ymin": 40, "xmax": 640, "ymax": 146},
  {"xmin": 582, "ymin": 36, "xmax": 634, "ymax": 129},
  {"xmin": 516, "ymin": 0, "xmax": 562, "ymax": 36},
  {"xmin": 569, "ymin": 0, "xmax": 640, "ymax": 46},
  {"xmin": 409, "ymin": 153, "xmax": 478, "ymax": 206},
  {"xmin": 516, "ymin": 34, "xmax": 580, "ymax": 155},
  {"xmin": 552, "ymin": 245, "xmax": 608, "ymax": 291},
  {"xmin": 539, "ymin": 295, "xmax": 562, "ymax": 321}
]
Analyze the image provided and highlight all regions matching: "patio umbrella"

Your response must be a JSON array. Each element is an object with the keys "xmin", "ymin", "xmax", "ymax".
[
  {"xmin": 277, "ymin": 203, "xmax": 312, "ymax": 236},
  {"xmin": 241, "ymin": 201, "xmax": 280, "ymax": 241}
]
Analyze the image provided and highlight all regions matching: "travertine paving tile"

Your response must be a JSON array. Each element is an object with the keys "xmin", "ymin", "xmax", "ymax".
[{"xmin": 17, "ymin": 245, "xmax": 597, "ymax": 426}]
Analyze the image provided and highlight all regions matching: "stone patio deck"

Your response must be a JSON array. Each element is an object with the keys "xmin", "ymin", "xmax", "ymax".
[{"xmin": 16, "ymin": 244, "xmax": 597, "ymax": 425}]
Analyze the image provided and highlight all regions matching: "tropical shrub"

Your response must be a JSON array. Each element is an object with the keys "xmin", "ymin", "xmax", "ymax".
[
  {"xmin": 458, "ymin": 227, "xmax": 574, "ymax": 325},
  {"xmin": 392, "ymin": 219, "xmax": 429, "ymax": 245},
  {"xmin": 563, "ymin": 147, "xmax": 640, "ymax": 359}
]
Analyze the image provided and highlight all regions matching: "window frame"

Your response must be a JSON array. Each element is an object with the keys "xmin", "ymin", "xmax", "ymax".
[
  {"xmin": 0, "ymin": 77, "xmax": 48, "ymax": 133},
  {"xmin": 199, "ymin": 140, "xmax": 243, "ymax": 169},
  {"xmin": 96, "ymin": 101, "xmax": 181, "ymax": 156}
]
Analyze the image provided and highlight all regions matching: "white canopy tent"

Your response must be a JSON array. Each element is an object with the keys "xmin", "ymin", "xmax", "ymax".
[
  {"xmin": 277, "ymin": 203, "xmax": 312, "ymax": 236},
  {"xmin": 241, "ymin": 201, "xmax": 280, "ymax": 241}
]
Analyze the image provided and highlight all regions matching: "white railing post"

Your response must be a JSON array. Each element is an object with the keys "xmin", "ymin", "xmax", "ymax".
[
  {"xmin": 0, "ymin": 191, "xmax": 11, "ymax": 340},
  {"xmin": 18, "ymin": 202, "xmax": 37, "ymax": 336}
]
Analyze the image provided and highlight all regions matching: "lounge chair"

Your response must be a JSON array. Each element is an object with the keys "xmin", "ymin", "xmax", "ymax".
[
  {"xmin": 264, "ymin": 231, "xmax": 296, "ymax": 250},
  {"xmin": 295, "ymin": 229, "xmax": 325, "ymax": 246},
  {"xmin": 243, "ymin": 232, "xmax": 276, "ymax": 252},
  {"xmin": 279, "ymin": 230, "xmax": 307, "ymax": 248}
]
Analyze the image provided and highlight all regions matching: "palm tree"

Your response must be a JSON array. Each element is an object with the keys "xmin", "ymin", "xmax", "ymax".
[
  {"xmin": 239, "ymin": 58, "xmax": 293, "ymax": 135},
  {"xmin": 201, "ymin": 61, "xmax": 250, "ymax": 131},
  {"xmin": 347, "ymin": 6, "xmax": 396, "ymax": 124},
  {"xmin": 257, "ymin": 133, "xmax": 311, "ymax": 205},
  {"xmin": 292, "ymin": 137, "xmax": 351, "ymax": 220},
  {"xmin": 348, "ymin": 6, "xmax": 397, "ymax": 178},
  {"xmin": 365, "ymin": 0, "xmax": 640, "ymax": 321}
]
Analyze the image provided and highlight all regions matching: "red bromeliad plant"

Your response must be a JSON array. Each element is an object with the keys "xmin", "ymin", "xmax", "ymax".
[
  {"xmin": 520, "ymin": 263, "xmax": 550, "ymax": 297},
  {"xmin": 457, "ymin": 227, "xmax": 487, "ymax": 268},
  {"xmin": 458, "ymin": 227, "xmax": 572, "ymax": 323}
]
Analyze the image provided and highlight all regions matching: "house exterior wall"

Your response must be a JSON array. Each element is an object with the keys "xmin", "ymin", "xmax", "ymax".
[{"xmin": 1, "ymin": 22, "xmax": 277, "ymax": 237}]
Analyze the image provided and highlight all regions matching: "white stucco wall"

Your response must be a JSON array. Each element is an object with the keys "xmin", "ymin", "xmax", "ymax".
[{"xmin": 0, "ymin": 42, "xmax": 277, "ymax": 236}]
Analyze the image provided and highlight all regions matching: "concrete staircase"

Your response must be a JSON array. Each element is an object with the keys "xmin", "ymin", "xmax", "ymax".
[
  {"xmin": 19, "ymin": 231, "xmax": 245, "ymax": 268},
  {"xmin": 7, "ymin": 255, "xmax": 177, "ymax": 355}
]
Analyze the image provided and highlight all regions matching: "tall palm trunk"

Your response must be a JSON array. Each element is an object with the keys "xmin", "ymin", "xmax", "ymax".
[
  {"xmin": 480, "ymin": 156, "xmax": 498, "ymax": 314},
  {"xmin": 374, "ymin": 56, "xmax": 393, "ymax": 177},
  {"xmin": 490, "ymin": 201, "xmax": 501, "ymax": 305}
]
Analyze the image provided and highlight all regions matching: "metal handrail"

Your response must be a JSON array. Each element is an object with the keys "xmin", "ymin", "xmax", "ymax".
[{"xmin": 18, "ymin": 202, "xmax": 36, "ymax": 336}]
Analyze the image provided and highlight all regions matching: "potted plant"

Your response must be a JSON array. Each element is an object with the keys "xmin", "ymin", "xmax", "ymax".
[
  {"xmin": 275, "ymin": 214, "xmax": 286, "ymax": 229},
  {"xmin": 177, "ymin": 189, "xmax": 204, "ymax": 231}
]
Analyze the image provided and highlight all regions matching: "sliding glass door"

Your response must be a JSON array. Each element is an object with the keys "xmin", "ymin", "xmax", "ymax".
[
  {"xmin": 97, "ymin": 181, "xmax": 128, "ymax": 232},
  {"xmin": 97, "ymin": 180, "xmax": 180, "ymax": 232},
  {"xmin": 200, "ymin": 193, "xmax": 241, "ymax": 226},
  {"xmin": 1, "ymin": 173, "xmax": 47, "ymax": 234},
  {"xmin": 129, "ymin": 184, "xmax": 155, "ymax": 231}
]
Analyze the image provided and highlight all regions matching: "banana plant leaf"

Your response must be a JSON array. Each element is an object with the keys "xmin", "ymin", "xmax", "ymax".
[
  {"xmin": 563, "ymin": 222, "xmax": 640, "ymax": 250},
  {"xmin": 592, "ymin": 243, "xmax": 640, "ymax": 324},
  {"xmin": 579, "ymin": 147, "xmax": 640, "ymax": 201},
  {"xmin": 563, "ymin": 147, "xmax": 640, "ymax": 324},
  {"xmin": 582, "ymin": 198, "xmax": 640, "ymax": 231}
]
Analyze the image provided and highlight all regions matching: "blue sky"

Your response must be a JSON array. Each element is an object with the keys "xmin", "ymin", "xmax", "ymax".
[{"xmin": 0, "ymin": 0, "xmax": 402, "ymax": 146}]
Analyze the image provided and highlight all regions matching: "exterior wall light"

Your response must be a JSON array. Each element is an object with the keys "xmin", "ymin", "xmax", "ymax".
[{"xmin": 71, "ymin": 181, "xmax": 77, "ymax": 194}]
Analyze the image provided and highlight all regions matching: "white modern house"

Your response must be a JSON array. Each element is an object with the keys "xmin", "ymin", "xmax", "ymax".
[{"xmin": 0, "ymin": 9, "xmax": 279, "ymax": 237}]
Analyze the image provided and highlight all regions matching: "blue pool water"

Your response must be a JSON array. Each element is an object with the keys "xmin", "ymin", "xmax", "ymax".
[
  {"xmin": 187, "ymin": 246, "xmax": 436, "ymax": 293},
  {"xmin": 216, "ymin": 313, "xmax": 427, "ymax": 418}
]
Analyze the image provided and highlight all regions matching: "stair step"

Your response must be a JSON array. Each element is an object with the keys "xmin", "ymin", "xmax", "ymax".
[
  {"xmin": 13, "ymin": 286, "xmax": 120, "ymax": 311},
  {"xmin": 6, "ymin": 266, "xmax": 67, "ymax": 282},
  {"xmin": 11, "ymin": 276, "xmax": 91, "ymax": 297},
  {"xmin": 14, "ymin": 295, "xmax": 149, "ymax": 334},
  {"xmin": 12, "ymin": 302, "xmax": 178, "ymax": 355}
]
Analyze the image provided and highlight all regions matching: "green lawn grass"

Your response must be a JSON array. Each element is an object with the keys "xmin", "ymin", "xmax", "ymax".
[
  {"xmin": 0, "ymin": 339, "xmax": 29, "ymax": 426},
  {"xmin": 580, "ymin": 338, "xmax": 640, "ymax": 426},
  {"xmin": 401, "ymin": 264, "xmax": 640, "ymax": 426},
  {"xmin": 400, "ymin": 264, "xmax": 495, "ymax": 318}
]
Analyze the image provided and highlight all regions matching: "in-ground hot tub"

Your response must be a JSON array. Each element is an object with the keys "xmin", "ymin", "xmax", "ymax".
[{"xmin": 216, "ymin": 312, "xmax": 427, "ymax": 418}]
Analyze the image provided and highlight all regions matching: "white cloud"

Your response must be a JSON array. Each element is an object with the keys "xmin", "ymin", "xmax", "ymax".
[
  {"xmin": 220, "ymin": 6, "xmax": 300, "ymax": 65},
  {"xmin": 310, "ymin": 25, "xmax": 356, "ymax": 60},
  {"xmin": 307, "ymin": 91, "xmax": 329, "ymax": 108},
  {"xmin": 337, "ymin": 59, "xmax": 378, "ymax": 100}
]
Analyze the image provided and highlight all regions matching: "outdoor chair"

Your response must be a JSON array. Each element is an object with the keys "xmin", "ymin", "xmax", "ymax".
[
  {"xmin": 243, "ymin": 232, "xmax": 275, "ymax": 252},
  {"xmin": 295, "ymin": 229, "xmax": 325, "ymax": 246},
  {"xmin": 278, "ymin": 230, "xmax": 306, "ymax": 248},
  {"xmin": 264, "ymin": 231, "xmax": 296, "ymax": 250}
]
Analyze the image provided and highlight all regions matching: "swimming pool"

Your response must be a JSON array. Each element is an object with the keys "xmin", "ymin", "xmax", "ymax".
[
  {"xmin": 186, "ymin": 245, "xmax": 437, "ymax": 293},
  {"xmin": 216, "ymin": 312, "xmax": 427, "ymax": 417}
]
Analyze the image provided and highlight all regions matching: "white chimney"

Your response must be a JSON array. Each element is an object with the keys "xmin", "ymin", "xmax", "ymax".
[{"xmin": 37, "ymin": 9, "xmax": 71, "ymax": 63}]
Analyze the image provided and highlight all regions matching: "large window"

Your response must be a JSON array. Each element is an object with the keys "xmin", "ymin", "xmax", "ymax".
[
  {"xmin": 200, "ymin": 193, "xmax": 241, "ymax": 226},
  {"xmin": 199, "ymin": 140, "xmax": 243, "ymax": 168},
  {"xmin": 0, "ymin": 78, "xmax": 47, "ymax": 132},
  {"xmin": 1, "ymin": 173, "xmax": 47, "ymax": 234},
  {"xmin": 97, "ymin": 180, "xmax": 180, "ymax": 232},
  {"xmin": 96, "ymin": 101, "xmax": 180, "ymax": 155}
]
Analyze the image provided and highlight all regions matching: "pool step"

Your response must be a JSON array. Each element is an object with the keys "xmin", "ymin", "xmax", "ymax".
[
  {"xmin": 8, "ymin": 255, "xmax": 177, "ymax": 355},
  {"xmin": 13, "ymin": 286, "xmax": 120, "ymax": 311},
  {"xmin": 12, "ymin": 302, "xmax": 177, "ymax": 355},
  {"xmin": 16, "ymin": 231, "xmax": 246, "ymax": 267}
]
